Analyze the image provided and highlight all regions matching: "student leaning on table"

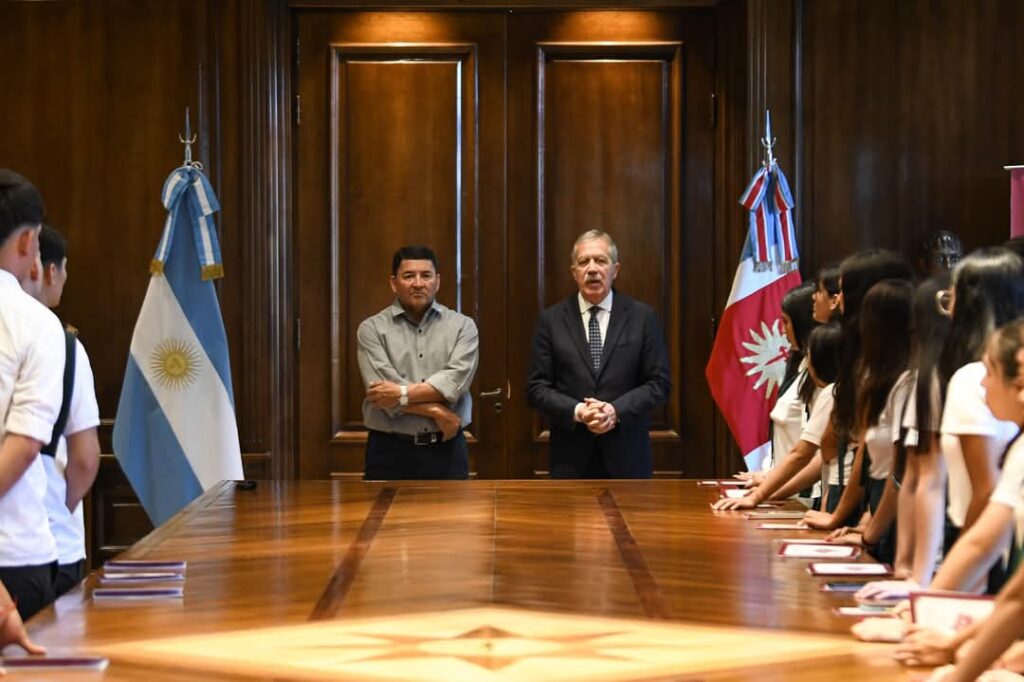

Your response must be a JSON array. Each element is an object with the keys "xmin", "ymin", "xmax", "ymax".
[
  {"xmin": 712, "ymin": 322, "xmax": 842, "ymax": 511},
  {"xmin": 895, "ymin": 320, "xmax": 1024, "ymax": 676}
]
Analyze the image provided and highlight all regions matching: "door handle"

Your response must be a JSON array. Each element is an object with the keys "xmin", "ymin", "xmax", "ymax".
[{"xmin": 479, "ymin": 388, "xmax": 504, "ymax": 398}]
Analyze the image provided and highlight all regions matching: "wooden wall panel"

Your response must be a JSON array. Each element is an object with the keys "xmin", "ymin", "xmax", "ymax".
[
  {"xmin": 0, "ymin": 0, "xmax": 291, "ymax": 564},
  {"xmin": 800, "ymin": 0, "xmax": 1024, "ymax": 269},
  {"xmin": 542, "ymin": 57, "xmax": 670, "ymax": 317},
  {"xmin": 334, "ymin": 55, "xmax": 468, "ymax": 433},
  {"xmin": 296, "ymin": 13, "xmax": 508, "ymax": 480},
  {"xmin": 538, "ymin": 49, "xmax": 677, "ymax": 438},
  {"xmin": 507, "ymin": 11, "xmax": 715, "ymax": 479}
]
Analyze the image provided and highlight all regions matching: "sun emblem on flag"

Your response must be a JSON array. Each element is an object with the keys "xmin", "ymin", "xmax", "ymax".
[
  {"xmin": 150, "ymin": 339, "xmax": 201, "ymax": 390},
  {"xmin": 739, "ymin": 319, "xmax": 791, "ymax": 398}
]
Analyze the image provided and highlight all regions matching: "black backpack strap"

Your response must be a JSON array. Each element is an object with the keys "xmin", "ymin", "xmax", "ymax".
[{"xmin": 40, "ymin": 329, "xmax": 77, "ymax": 457}]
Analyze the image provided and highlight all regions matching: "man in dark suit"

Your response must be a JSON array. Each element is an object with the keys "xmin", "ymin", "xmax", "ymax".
[{"xmin": 527, "ymin": 230, "xmax": 671, "ymax": 478}]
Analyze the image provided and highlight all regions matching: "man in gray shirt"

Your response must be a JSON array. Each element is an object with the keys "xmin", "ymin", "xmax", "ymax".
[{"xmin": 357, "ymin": 245, "xmax": 479, "ymax": 480}]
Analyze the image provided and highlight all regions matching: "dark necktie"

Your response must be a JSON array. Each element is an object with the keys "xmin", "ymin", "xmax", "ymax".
[{"xmin": 588, "ymin": 306, "xmax": 602, "ymax": 371}]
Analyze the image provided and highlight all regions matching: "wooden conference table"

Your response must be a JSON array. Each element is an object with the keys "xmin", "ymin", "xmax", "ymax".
[{"xmin": 19, "ymin": 480, "xmax": 921, "ymax": 680}]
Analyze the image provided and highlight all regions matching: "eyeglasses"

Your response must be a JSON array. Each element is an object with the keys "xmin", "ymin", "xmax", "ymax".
[
  {"xmin": 935, "ymin": 289, "xmax": 953, "ymax": 317},
  {"xmin": 932, "ymin": 253, "xmax": 962, "ymax": 270}
]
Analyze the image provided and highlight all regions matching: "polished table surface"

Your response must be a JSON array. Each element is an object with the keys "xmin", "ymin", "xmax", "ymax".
[{"xmin": 15, "ymin": 480, "xmax": 925, "ymax": 680}]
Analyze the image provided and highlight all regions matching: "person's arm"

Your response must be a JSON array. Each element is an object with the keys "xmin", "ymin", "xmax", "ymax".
[
  {"xmin": 937, "ymin": 568, "xmax": 1024, "ymax": 682},
  {"xmin": 3, "ymin": 310, "xmax": 65, "ymax": 496},
  {"xmin": 712, "ymin": 439, "xmax": 819, "ymax": 510},
  {"xmin": 805, "ymin": 440, "xmax": 866, "ymax": 530},
  {"xmin": 402, "ymin": 403, "xmax": 461, "ymax": 441},
  {"xmin": 0, "ymin": 434, "xmax": 44, "ymax": 498},
  {"xmin": 0, "ymin": 579, "xmax": 45, "ymax": 654},
  {"xmin": 421, "ymin": 317, "xmax": 479, "ymax": 404},
  {"xmin": 894, "ymin": 453, "xmax": 918, "ymax": 576},
  {"xmin": 63, "ymin": 427, "xmax": 99, "ymax": 512},
  {"xmin": 526, "ymin": 313, "xmax": 581, "ymax": 429},
  {"xmin": 608, "ymin": 308, "xmax": 671, "ymax": 426},
  {"xmin": 959, "ymin": 434, "xmax": 1002, "ymax": 532},
  {"xmin": 912, "ymin": 442, "xmax": 948, "ymax": 586},
  {"xmin": 772, "ymin": 453, "xmax": 822, "ymax": 500},
  {"xmin": 859, "ymin": 475, "xmax": 899, "ymax": 552},
  {"xmin": 929, "ymin": 502, "xmax": 1014, "ymax": 592},
  {"xmin": 356, "ymin": 320, "xmax": 407, "ymax": 417}
]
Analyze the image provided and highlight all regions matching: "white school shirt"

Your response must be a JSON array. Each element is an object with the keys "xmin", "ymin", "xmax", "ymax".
[
  {"xmin": 990, "ymin": 433, "xmax": 1024, "ymax": 551},
  {"xmin": 801, "ymin": 383, "xmax": 848, "ymax": 490},
  {"xmin": 940, "ymin": 362, "xmax": 1019, "ymax": 529},
  {"xmin": 766, "ymin": 361, "xmax": 808, "ymax": 471},
  {"xmin": 43, "ymin": 338, "xmax": 100, "ymax": 565},
  {"xmin": 0, "ymin": 269, "xmax": 64, "ymax": 566},
  {"xmin": 864, "ymin": 370, "xmax": 914, "ymax": 480}
]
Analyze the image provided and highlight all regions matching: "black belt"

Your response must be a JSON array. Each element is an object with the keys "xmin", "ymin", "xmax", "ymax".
[{"xmin": 384, "ymin": 431, "xmax": 444, "ymax": 446}]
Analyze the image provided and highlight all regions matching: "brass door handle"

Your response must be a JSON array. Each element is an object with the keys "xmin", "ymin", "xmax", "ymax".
[{"xmin": 479, "ymin": 389, "xmax": 504, "ymax": 398}]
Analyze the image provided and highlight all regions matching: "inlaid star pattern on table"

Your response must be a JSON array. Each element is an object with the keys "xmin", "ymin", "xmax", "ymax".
[
  {"xmin": 301, "ymin": 624, "xmax": 635, "ymax": 671},
  {"xmin": 98, "ymin": 606, "xmax": 882, "ymax": 681}
]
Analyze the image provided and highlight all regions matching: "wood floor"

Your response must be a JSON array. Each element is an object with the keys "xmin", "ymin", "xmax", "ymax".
[{"xmin": 17, "ymin": 481, "xmax": 923, "ymax": 680}]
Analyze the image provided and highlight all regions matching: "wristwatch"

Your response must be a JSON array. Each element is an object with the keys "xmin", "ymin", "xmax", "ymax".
[{"xmin": 399, "ymin": 384, "xmax": 409, "ymax": 407}]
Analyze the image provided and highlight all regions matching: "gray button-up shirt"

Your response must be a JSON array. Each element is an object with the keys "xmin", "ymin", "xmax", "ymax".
[{"xmin": 357, "ymin": 299, "xmax": 479, "ymax": 434}]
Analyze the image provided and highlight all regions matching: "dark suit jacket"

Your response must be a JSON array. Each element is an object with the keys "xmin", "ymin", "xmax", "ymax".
[{"xmin": 526, "ymin": 290, "xmax": 671, "ymax": 478}]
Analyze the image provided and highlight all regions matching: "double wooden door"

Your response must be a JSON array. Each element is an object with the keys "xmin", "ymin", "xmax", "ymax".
[{"xmin": 296, "ymin": 9, "xmax": 715, "ymax": 479}]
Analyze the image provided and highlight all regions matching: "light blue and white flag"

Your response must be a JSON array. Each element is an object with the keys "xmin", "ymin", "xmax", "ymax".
[{"xmin": 113, "ymin": 166, "xmax": 242, "ymax": 526}]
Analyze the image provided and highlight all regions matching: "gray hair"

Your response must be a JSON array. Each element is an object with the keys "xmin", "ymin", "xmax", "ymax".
[{"xmin": 571, "ymin": 229, "xmax": 619, "ymax": 264}]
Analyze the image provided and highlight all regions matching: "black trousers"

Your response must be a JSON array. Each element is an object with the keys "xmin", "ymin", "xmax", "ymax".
[
  {"xmin": 54, "ymin": 559, "xmax": 86, "ymax": 598},
  {"xmin": 0, "ymin": 561, "xmax": 58, "ymax": 621},
  {"xmin": 365, "ymin": 430, "xmax": 468, "ymax": 480}
]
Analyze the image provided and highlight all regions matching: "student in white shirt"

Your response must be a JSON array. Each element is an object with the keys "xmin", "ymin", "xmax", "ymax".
[
  {"xmin": 804, "ymin": 249, "xmax": 915, "ymax": 531},
  {"xmin": 898, "ymin": 318, "xmax": 1024, "ymax": 673},
  {"xmin": 824, "ymin": 279, "xmax": 914, "ymax": 564},
  {"xmin": 936, "ymin": 249, "xmax": 1024, "ymax": 590},
  {"xmin": 852, "ymin": 274, "xmax": 953, "ymax": 605},
  {"xmin": 737, "ymin": 282, "xmax": 817, "ymax": 492},
  {"xmin": 713, "ymin": 322, "xmax": 842, "ymax": 511},
  {"xmin": 22, "ymin": 225, "xmax": 100, "ymax": 597},
  {"xmin": 0, "ymin": 169, "xmax": 65, "ymax": 622}
]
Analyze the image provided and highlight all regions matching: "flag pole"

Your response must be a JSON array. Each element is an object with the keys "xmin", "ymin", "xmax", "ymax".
[
  {"xmin": 761, "ymin": 109, "xmax": 776, "ymax": 169},
  {"xmin": 178, "ymin": 107, "xmax": 202, "ymax": 170}
]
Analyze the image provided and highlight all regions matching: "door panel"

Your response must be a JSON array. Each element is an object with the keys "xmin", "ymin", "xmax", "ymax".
[
  {"xmin": 507, "ymin": 11, "xmax": 715, "ymax": 478},
  {"xmin": 297, "ymin": 12, "xmax": 507, "ymax": 479},
  {"xmin": 296, "ymin": 9, "xmax": 715, "ymax": 481}
]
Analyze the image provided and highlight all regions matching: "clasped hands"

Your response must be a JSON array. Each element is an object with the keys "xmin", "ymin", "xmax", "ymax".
[{"xmin": 577, "ymin": 398, "xmax": 617, "ymax": 435}]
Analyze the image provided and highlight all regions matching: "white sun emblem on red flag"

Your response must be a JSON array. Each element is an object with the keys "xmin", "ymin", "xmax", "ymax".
[{"xmin": 739, "ymin": 319, "xmax": 791, "ymax": 398}]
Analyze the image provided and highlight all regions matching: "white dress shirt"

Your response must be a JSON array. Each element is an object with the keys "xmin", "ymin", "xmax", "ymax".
[
  {"xmin": 0, "ymin": 268, "xmax": 65, "ymax": 566},
  {"xmin": 578, "ymin": 290, "xmax": 613, "ymax": 345}
]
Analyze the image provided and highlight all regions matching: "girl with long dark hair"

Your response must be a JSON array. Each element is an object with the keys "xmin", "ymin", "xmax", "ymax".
[
  {"xmin": 825, "ymin": 280, "xmax": 914, "ymax": 564},
  {"xmin": 713, "ymin": 322, "xmax": 842, "ymax": 511},
  {"xmin": 852, "ymin": 274, "xmax": 952, "ymax": 604},
  {"xmin": 804, "ymin": 250, "xmax": 914, "ymax": 531},
  {"xmin": 936, "ymin": 249, "xmax": 1024, "ymax": 592},
  {"xmin": 737, "ymin": 282, "xmax": 818, "ymax": 487},
  {"xmin": 812, "ymin": 265, "xmax": 840, "ymax": 324}
]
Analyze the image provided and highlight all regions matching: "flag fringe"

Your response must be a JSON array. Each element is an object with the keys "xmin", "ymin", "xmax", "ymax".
[{"xmin": 201, "ymin": 263, "xmax": 224, "ymax": 281}]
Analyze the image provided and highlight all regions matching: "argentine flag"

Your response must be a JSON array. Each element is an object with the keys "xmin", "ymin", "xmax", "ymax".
[{"xmin": 113, "ymin": 167, "xmax": 243, "ymax": 526}]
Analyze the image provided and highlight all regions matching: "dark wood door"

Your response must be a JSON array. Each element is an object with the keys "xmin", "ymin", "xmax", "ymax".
[
  {"xmin": 296, "ymin": 11, "xmax": 508, "ymax": 479},
  {"xmin": 505, "ymin": 11, "xmax": 716, "ymax": 478},
  {"xmin": 296, "ymin": 9, "xmax": 715, "ymax": 480}
]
